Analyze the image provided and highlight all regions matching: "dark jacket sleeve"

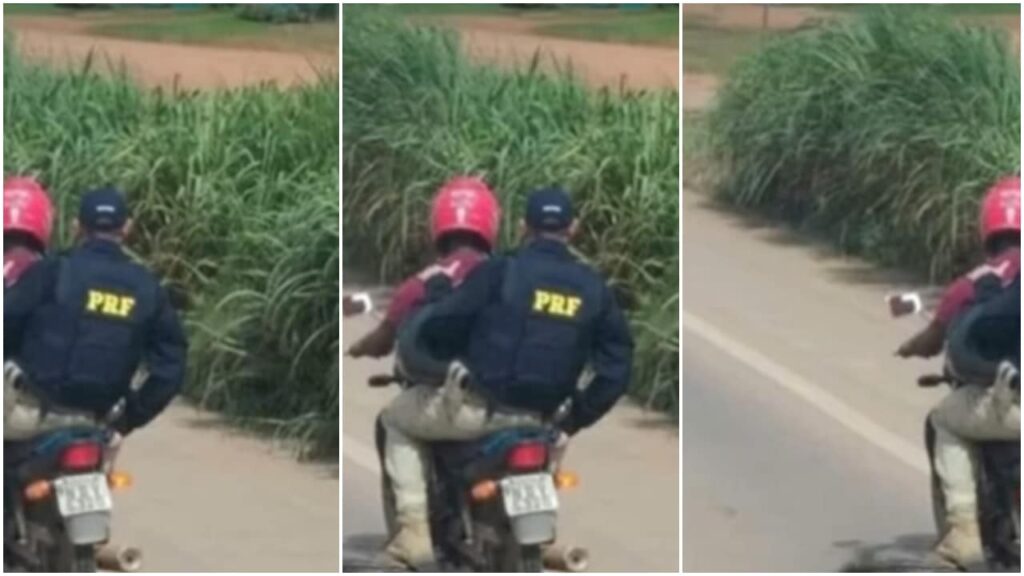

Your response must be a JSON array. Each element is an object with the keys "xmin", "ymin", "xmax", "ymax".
[
  {"xmin": 3, "ymin": 260, "xmax": 55, "ymax": 358},
  {"xmin": 565, "ymin": 283, "xmax": 634, "ymax": 435},
  {"xmin": 419, "ymin": 258, "xmax": 503, "ymax": 357},
  {"xmin": 120, "ymin": 285, "xmax": 189, "ymax": 434}
]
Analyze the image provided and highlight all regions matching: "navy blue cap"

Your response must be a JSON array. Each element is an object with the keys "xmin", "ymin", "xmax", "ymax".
[
  {"xmin": 525, "ymin": 187, "xmax": 574, "ymax": 232},
  {"xmin": 79, "ymin": 187, "xmax": 128, "ymax": 232}
]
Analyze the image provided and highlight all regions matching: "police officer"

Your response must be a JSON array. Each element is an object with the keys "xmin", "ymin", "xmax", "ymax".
[
  {"xmin": 4, "ymin": 187, "xmax": 188, "ymax": 441},
  {"xmin": 380, "ymin": 186, "xmax": 634, "ymax": 568}
]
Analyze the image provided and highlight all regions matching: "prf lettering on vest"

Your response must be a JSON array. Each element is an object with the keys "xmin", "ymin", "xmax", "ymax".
[
  {"xmin": 533, "ymin": 289, "xmax": 582, "ymax": 318},
  {"xmin": 86, "ymin": 290, "xmax": 136, "ymax": 319}
]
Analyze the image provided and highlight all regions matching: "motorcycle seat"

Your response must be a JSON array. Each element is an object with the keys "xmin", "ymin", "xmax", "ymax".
[{"xmin": 430, "ymin": 427, "xmax": 551, "ymax": 471}]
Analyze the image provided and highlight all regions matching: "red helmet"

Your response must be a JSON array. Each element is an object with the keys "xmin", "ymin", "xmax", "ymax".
[
  {"xmin": 4, "ymin": 177, "xmax": 55, "ymax": 249},
  {"xmin": 430, "ymin": 177, "xmax": 501, "ymax": 250},
  {"xmin": 979, "ymin": 176, "xmax": 1021, "ymax": 245}
]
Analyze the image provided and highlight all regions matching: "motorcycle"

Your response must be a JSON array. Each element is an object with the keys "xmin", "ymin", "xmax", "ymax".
[
  {"xmin": 889, "ymin": 292, "xmax": 1021, "ymax": 572},
  {"xmin": 345, "ymin": 289, "xmax": 583, "ymax": 572},
  {"xmin": 3, "ymin": 377, "xmax": 132, "ymax": 572},
  {"xmin": 370, "ymin": 372, "xmax": 578, "ymax": 572}
]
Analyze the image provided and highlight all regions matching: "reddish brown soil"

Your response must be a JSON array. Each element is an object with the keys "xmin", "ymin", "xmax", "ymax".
[
  {"xmin": 6, "ymin": 15, "xmax": 337, "ymax": 90},
  {"xmin": 683, "ymin": 4, "xmax": 837, "ymax": 30},
  {"xmin": 682, "ymin": 4, "xmax": 1020, "ymax": 110},
  {"xmin": 683, "ymin": 73, "xmax": 718, "ymax": 112},
  {"xmin": 428, "ymin": 15, "xmax": 679, "ymax": 91},
  {"xmin": 684, "ymin": 3, "xmax": 1019, "ymax": 39}
]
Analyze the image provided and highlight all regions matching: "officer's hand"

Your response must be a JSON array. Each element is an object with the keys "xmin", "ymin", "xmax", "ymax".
[
  {"xmin": 445, "ymin": 361, "xmax": 471, "ymax": 388},
  {"xmin": 4, "ymin": 361, "xmax": 23, "ymax": 385},
  {"xmin": 105, "ymin": 431, "xmax": 124, "ymax": 473},
  {"xmin": 552, "ymin": 432, "xmax": 570, "ymax": 471},
  {"xmin": 995, "ymin": 361, "xmax": 1020, "ymax": 391},
  {"xmin": 555, "ymin": 431, "xmax": 569, "ymax": 450}
]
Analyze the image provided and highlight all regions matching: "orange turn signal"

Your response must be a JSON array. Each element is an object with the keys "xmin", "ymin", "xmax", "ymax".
[
  {"xmin": 470, "ymin": 479, "xmax": 498, "ymax": 502},
  {"xmin": 554, "ymin": 470, "xmax": 579, "ymax": 490},
  {"xmin": 23, "ymin": 480, "xmax": 52, "ymax": 502},
  {"xmin": 108, "ymin": 471, "xmax": 133, "ymax": 490}
]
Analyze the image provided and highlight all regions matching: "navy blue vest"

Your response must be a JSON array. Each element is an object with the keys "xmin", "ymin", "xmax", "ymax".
[
  {"xmin": 17, "ymin": 240, "xmax": 160, "ymax": 413},
  {"xmin": 466, "ymin": 240, "xmax": 605, "ymax": 415}
]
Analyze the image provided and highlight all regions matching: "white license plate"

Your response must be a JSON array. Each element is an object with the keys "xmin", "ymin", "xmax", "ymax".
[
  {"xmin": 53, "ymin": 474, "xmax": 113, "ymax": 517},
  {"xmin": 500, "ymin": 473, "xmax": 558, "ymax": 517}
]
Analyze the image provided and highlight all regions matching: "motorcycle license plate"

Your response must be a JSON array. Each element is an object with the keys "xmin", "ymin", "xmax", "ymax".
[
  {"xmin": 501, "ymin": 473, "xmax": 558, "ymax": 517},
  {"xmin": 53, "ymin": 474, "xmax": 113, "ymax": 517}
]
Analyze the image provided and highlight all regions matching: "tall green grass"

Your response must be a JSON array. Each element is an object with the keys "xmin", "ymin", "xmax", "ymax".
[
  {"xmin": 4, "ymin": 45, "xmax": 340, "ymax": 457},
  {"xmin": 706, "ymin": 7, "xmax": 1020, "ymax": 280},
  {"xmin": 343, "ymin": 8, "xmax": 679, "ymax": 415}
]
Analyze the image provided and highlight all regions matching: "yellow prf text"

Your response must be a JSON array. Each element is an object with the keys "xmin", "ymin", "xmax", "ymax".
[
  {"xmin": 86, "ymin": 290, "xmax": 136, "ymax": 319},
  {"xmin": 533, "ymin": 290, "xmax": 582, "ymax": 319}
]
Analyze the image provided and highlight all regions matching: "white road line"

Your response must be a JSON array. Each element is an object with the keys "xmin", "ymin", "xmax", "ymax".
[
  {"xmin": 683, "ymin": 310, "xmax": 930, "ymax": 475},
  {"xmin": 344, "ymin": 433, "xmax": 382, "ymax": 476}
]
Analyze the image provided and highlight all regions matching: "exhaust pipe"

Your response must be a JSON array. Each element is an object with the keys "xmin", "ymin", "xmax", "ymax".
[
  {"xmin": 542, "ymin": 544, "xmax": 589, "ymax": 572},
  {"xmin": 96, "ymin": 544, "xmax": 143, "ymax": 572}
]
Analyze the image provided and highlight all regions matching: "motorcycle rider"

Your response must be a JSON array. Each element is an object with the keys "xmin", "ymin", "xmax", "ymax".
[
  {"xmin": 347, "ymin": 176, "xmax": 501, "ymax": 358},
  {"xmin": 897, "ymin": 176, "xmax": 1021, "ymax": 567},
  {"xmin": 946, "ymin": 274, "xmax": 1020, "ymax": 382},
  {"xmin": 4, "ymin": 177, "xmax": 55, "ymax": 287},
  {"xmin": 4, "ymin": 186, "xmax": 188, "ymax": 442},
  {"xmin": 381, "ymin": 186, "xmax": 634, "ymax": 568}
]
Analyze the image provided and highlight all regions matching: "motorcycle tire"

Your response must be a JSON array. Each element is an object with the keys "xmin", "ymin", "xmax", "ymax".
[
  {"xmin": 71, "ymin": 546, "xmax": 97, "ymax": 573},
  {"xmin": 495, "ymin": 534, "xmax": 543, "ymax": 572},
  {"xmin": 924, "ymin": 417, "xmax": 949, "ymax": 536},
  {"xmin": 380, "ymin": 473, "xmax": 398, "ymax": 539},
  {"xmin": 517, "ymin": 545, "xmax": 543, "ymax": 573},
  {"xmin": 374, "ymin": 416, "xmax": 398, "ymax": 539},
  {"xmin": 51, "ymin": 534, "xmax": 97, "ymax": 573}
]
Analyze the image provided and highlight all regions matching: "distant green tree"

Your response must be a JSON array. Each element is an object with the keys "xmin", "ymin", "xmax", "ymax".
[{"xmin": 236, "ymin": 4, "xmax": 338, "ymax": 24}]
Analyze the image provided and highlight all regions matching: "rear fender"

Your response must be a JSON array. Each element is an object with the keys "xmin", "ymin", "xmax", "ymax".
[
  {"xmin": 509, "ymin": 511, "xmax": 557, "ymax": 546},
  {"xmin": 64, "ymin": 511, "xmax": 111, "ymax": 546}
]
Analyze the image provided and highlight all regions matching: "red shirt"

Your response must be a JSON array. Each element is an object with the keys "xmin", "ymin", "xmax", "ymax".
[
  {"xmin": 935, "ymin": 247, "xmax": 1020, "ymax": 327},
  {"xmin": 4, "ymin": 246, "xmax": 41, "ymax": 288},
  {"xmin": 385, "ymin": 248, "xmax": 487, "ymax": 329}
]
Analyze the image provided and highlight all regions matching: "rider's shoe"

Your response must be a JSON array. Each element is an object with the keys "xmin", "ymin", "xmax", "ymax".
[
  {"xmin": 934, "ymin": 512, "xmax": 984, "ymax": 569},
  {"xmin": 381, "ymin": 514, "xmax": 434, "ymax": 570}
]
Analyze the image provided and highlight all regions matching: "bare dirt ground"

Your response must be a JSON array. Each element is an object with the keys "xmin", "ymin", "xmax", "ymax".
[
  {"xmin": 683, "ymin": 73, "xmax": 718, "ymax": 112},
  {"xmin": 431, "ymin": 15, "xmax": 679, "ymax": 91},
  {"xmin": 682, "ymin": 4, "xmax": 1020, "ymax": 110},
  {"xmin": 6, "ymin": 15, "xmax": 337, "ymax": 90},
  {"xmin": 115, "ymin": 403, "xmax": 339, "ymax": 572},
  {"xmin": 6, "ymin": 11, "xmax": 680, "ymax": 93},
  {"xmin": 684, "ymin": 3, "xmax": 1020, "ymax": 35},
  {"xmin": 684, "ymin": 4, "xmax": 836, "ymax": 30}
]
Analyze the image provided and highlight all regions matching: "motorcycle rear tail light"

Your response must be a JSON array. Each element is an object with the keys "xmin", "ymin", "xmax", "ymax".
[
  {"xmin": 506, "ymin": 442, "xmax": 548, "ymax": 471},
  {"xmin": 60, "ymin": 441, "xmax": 103, "ymax": 472}
]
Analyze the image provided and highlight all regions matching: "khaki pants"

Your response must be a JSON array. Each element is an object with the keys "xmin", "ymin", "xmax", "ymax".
[
  {"xmin": 3, "ymin": 364, "xmax": 98, "ymax": 441},
  {"xmin": 381, "ymin": 366, "xmax": 543, "ymax": 516},
  {"xmin": 930, "ymin": 378, "xmax": 1020, "ymax": 516}
]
